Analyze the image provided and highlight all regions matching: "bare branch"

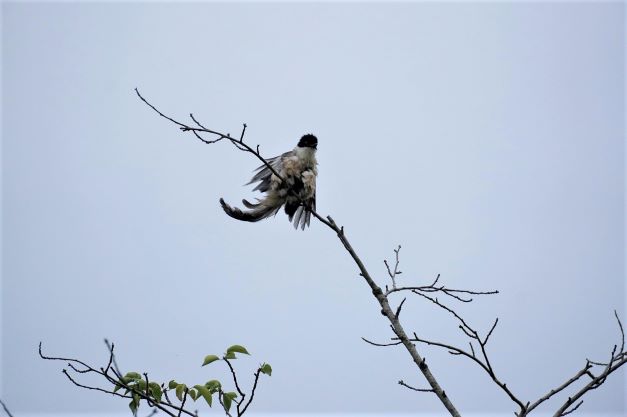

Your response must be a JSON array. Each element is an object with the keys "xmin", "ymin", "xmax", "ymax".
[
  {"xmin": 62, "ymin": 368, "xmax": 131, "ymax": 399},
  {"xmin": 0, "ymin": 399, "xmax": 14, "ymax": 417},
  {"xmin": 484, "ymin": 318, "xmax": 499, "ymax": 345},
  {"xmin": 384, "ymin": 245, "xmax": 402, "ymax": 289},
  {"xmin": 412, "ymin": 292, "xmax": 477, "ymax": 338},
  {"xmin": 390, "ymin": 285, "xmax": 498, "ymax": 300},
  {"xmin": 527, "ymin": 361, "xmax": 592, "ymax": 413},
  {"xmin": 361, "ymin": 337, "xmax": 402, "ymax": 347},
  {"xmin": 614, "ymin": 310, "xmax": 624, "ymax": 354},
  {"xmin": 240, "ymin": 368, "xmax": 262, "ymax": 416},
  {"xmin": 144, "ymin": 408, "xmax": 159, "ymax": 417},
  {"xmin": 39, "ymin": 342, "xmax": 95, "ymax": 373},
  {"xmin": 103, "ymin": 339, "xmax": 118, "ymax": 376},
  {"xmin": 224, "ymin": 357, "xmax": 247, "ymax": 416},
  {"xmin": 239, "ymin": 123, "xmax": 247, "ymax": 142},
  {"xmin": 135, "ymin": 88, "xmax": 188, "ymax": 129},
  {"xmin": 551, "ymin": 338, "xmax": 627, "ymax": 417},
  {"xmin": 560, "ymin": 400, "xmax": 583, "ymax": 416},
  {"xmin": 319, "ymin": 219, "xmax": 461, "ymax": 416},
  {"xmin": 398, "ymin": 380, "xmax": 435, "ymax": 393},
  {"xmin": 395, "ymin": 297, "xmax": 407, "ymax": 319}
]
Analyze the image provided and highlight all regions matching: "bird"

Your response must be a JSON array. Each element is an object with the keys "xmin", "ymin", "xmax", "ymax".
[{"xmin": 220, "ymin": 134, "xmax": 318, "ymax": 230}]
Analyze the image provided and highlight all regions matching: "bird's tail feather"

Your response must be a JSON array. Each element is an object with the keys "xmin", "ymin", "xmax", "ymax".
[
  {"xmin": 290, "ymin": 206, "xmax": 311, "ymax": 230},
  {"xmin": 242, "ymin": 198, "xmax": 260, "ymax": 209},
  {"xmin": 220, "ymin": 198, "xmax": 280, "ymax": 222}
]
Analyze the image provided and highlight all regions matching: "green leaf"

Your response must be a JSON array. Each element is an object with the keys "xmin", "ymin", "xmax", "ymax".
[
  {"xmin": 226, "ymin": 345, "xmax": 250, "ymax": 355},
  {"xmin": 222, "ymin": 392, "xmax": 232, "ymax": 412},
  {"xmin": 113, "ymin": 382, "xmax": 123, "ymax": 393},
  {"xmin": 205, "ymin": 380, "xmax": 221, "ymax": 392},
  {"xmin": 223, "ymin": 352, "xmax": 236, "ymax": 360},
  {"xmin": 225, "ymin": 391, "xmax": 238, "ymax": 400},
  {"xmin": 135, "ymin": 379, "xmax": 147, "ymax": 391},
  {"xmin": 149, "ymin": 382, "xmax": 162, "ymax": 403},
  {"xmin": 260, "ymin": 363, "xmax": 272, "ymax": 376},
  {"xmin": 124, "ymin": 372, "xmax": 142, "ymax": 381},
  {"xmin": 202, "ymin": 354, "xmax": 220, "ymax": 366},
  {"xmin": 176, "ymin": 384, "xmax": 187, "ymax": 401},
  {"xmin": 188, "ymin": 389, "xmax": 197, "ymax": 401},
  {"xmin": 129, "ymin": 393, "xmax": 140, "ymax": 416},
  {"xmin": 168, "ymin": 380, "xmax": 178, "ymax": 389},
  {"xmin": 194, "ymin": 385, "xmax": 213, "ymax": 407}
]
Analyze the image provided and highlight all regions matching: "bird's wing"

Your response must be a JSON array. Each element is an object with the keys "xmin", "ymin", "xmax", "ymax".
[{"xmin": 247, "ymin": 152, "xmax": 289, "ymax": 193}]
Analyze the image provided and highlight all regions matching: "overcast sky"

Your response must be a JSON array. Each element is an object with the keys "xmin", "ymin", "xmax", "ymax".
[{"xmin": 2, "ymin": 1, "xmax": 625, "ymax": 415}]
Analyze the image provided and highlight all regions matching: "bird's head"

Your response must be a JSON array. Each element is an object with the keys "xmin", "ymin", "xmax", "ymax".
[{"xmin": 297, "ymin": 134, "xmax": 318, "ymax": 150}]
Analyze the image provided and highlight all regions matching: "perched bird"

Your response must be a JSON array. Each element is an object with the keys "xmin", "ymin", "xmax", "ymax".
[{"xmin": 220, "ymin": 134, "xmax": 318, "ymax": 230}]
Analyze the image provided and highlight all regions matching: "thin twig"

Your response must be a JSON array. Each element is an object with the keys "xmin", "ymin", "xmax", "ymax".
[
  {"xmin": 560, "ymin": 400, "xmax": 584, "ymax": 416},
  {"xmin": 144, "ymin": 409, "xmax": 159, "ymax": 417},
  {"xmin": 614, "ymin": 310, "xmax": 624, "ymax": 354},
  {"xmin": 218, "ymin": 391, "xmax": 234, "ymax": 417},
  {"xmin": 526, "ymin": 361, "xmax": 592, "ymax": 413},
  {"xmin": 0, "ymin": 399, "xmax": 14, "ymax": 417},
  {"xmin": 177, "ymin": 389, "xmax": 188, "ymax": 417},
  {"xmin": 361, "ymin": 337, "xmax": 402, "ymax": 347},
  {"xmin": 384, "ymin": 245, "xmax": 402, "ymax": 289},
  {"xmin": 395, "ymin": 297, "xmax": 407, "ymax": 319},
  {"xmin": 103, "ymin": 340, "xmax": 116, "ymax": 375},
  {"xmin": 224, "ymin": 357, "xmax": 247, "ymax": 415},
  {"xmin": 240, "ymin": 369, "xmax": 262, "ymax": 416},
  {"xmin": 62, "ymin": 368, "xmax": 131, "ymax": 399},
  {"xmin": 398, "ymin": 380, "xmax": 435, "ymax": 393}
]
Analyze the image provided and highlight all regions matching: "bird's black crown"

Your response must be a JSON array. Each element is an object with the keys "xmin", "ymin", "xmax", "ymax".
[{"xmin": 297, "ymin": 134, "xmax": 318, "ymax": 149}]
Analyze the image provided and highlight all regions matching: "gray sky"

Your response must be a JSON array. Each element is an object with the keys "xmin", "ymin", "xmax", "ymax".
[{"xmin": 2, "ymin": 1, "xmax": 625, "ymax": 415}]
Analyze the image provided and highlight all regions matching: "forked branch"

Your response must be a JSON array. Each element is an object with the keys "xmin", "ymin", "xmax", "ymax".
[
  {"xmin": 135, "ymin": 88, "xmax": 463, "ymax": 417},
  {"xmin": 40, "ymin": 341, "xmax": 269, "ymax": 417},
  {"xmin": 135, "ymin": 89, "xmax": 626, "ymax": 417}
]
